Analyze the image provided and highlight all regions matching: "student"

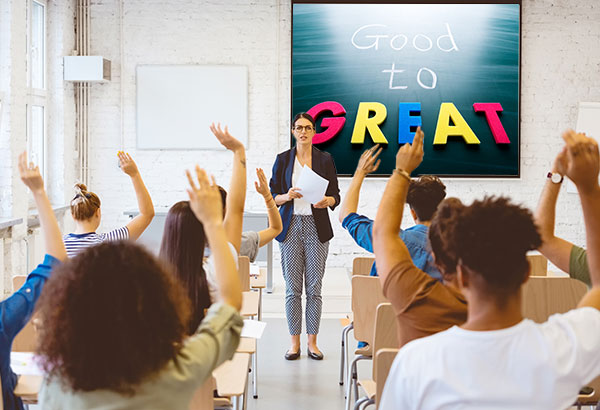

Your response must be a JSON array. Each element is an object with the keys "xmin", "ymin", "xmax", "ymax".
[
  {"xmin": 379, "ymin": 130, "xmax": 600, "ymax": 410},
  {"xmin": 371, "ymin": 129, "xmax": 467, "ymax": 347},
  {"xmin": 1, "ymin": 153, "xmax": 67, "ymax": 410},
  {"xmin": 240, "ymin": 167, "xmax": 283, "ymax": 262},
  {"xmin": 340, "ymin": 145, "xmax": 445, "ymax": 279},
  {"xmin": 38, "ymin": 166, "xmax": 243, "ymax": 409},
  {"xmin": 63, "ymin": 151, "xmax": 154, "ymax": 257},
  {"xmin": 534, "ymin": 147, "xmax": 590, "ymax": 285}
]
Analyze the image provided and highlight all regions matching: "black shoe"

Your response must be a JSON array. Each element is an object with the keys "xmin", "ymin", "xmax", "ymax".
[
  {"xmin": 307, "ymin": 348, "xmax": 324, "ymax": 360},
  {"xmin": 284, "ymin": 349, "xmax": 301, "ymax": 360}
]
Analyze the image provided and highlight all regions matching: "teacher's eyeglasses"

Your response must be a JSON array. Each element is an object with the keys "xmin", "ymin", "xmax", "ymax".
[{"xmin": 294, "ymin": 125, "xmax": 315, "ymax": 132}]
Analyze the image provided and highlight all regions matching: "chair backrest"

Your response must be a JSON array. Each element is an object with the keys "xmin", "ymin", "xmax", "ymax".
[
  {"xmin": 375, "ymin": 348, "xmax": 399, "ymax": 410},
  {"xmin": 521, "ymin": 277, "xmax": 588, "ymax": 323},
  {"xmin": 189, "ymin": 377, "xmax": 216, "ymax": 410},
  {"xmin": 577, "ymin": 375, "xmax": 600, "ymax": 405},
  {"xmin": 352, "ymin": 257, "xmax": 375, "ymax": 276},
  {"xmin": 238, "ymin": 256, "xmax": 250, "ymax": 292},
  {"xmin": 372, "ymin": 303, "xmax": 398, "ymax": 378},
  {"xmin": 12, "ymin": 276, "xmax": 38, "ymax": 352},
  {"xmin": 526, "ymin": 254, "xmax": 548, "ymax": 276},
  {"xmin": 351, "ymin": 276, "xmax": 388, "ymax": 344}
]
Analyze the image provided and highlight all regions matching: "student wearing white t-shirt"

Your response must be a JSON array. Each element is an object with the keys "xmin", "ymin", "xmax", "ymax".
[
  {"xmin": 63, "ymin": 152, "xmax": 154, "ymax": 257},
  {"xmin": 376, "ymin": 129, "xmax": 600, "ymax": 410}
]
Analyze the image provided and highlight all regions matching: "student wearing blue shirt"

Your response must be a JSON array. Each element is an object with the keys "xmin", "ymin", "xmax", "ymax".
[
  {"xmin": 1, "ymin": 153, "xmax": 67, "ymax": 410},
  {"xmin": 339, "ymin": 145, "xmax": 445, "ymax": 280}
]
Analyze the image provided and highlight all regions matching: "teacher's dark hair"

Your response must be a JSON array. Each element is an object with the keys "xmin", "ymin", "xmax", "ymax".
[
  {"xmin": 36, "ymin": 241, "xmax": 190, "ymax": 394},
  {"xmin": 292, "ymin": 112, "xmax": 315, "ymax": 128}
]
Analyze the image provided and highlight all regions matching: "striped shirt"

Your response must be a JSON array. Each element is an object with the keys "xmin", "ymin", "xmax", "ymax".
[{"xmin": 63, "ymin": 227, "xmax": 129, "ymax": 258}]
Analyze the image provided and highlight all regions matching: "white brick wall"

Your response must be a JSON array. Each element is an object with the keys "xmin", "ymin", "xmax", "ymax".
[
  {"xmin": 78, "ymin": 0, "xmax": 600, "ymax": 269},
  {"xmin": 1, "ymin": 0, "xmax": 76, "ymax": 293}
]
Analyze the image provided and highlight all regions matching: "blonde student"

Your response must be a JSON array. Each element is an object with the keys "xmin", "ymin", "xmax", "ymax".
[{"xmin": 63, "ymin": 151, "xmax": 154, "ymax": 257}]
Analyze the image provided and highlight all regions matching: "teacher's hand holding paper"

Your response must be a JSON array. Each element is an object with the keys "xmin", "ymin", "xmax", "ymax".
[
  {"xmin": 296, "ymin": 165, "xmax": 330, "ymax": 205},
  {"xmin": 285, "ymin": 186, "xmax": 303, "ymax": 201},
  {"xmin": 314, "ymin": 196, "xmax": 335, "ymax": 209}
]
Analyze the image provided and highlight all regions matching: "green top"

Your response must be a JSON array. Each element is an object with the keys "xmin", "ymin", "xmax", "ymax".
[
  {"xmin": 569, "ymin": 245, "xmax": 591, "ymax": 286},
  {"xmin": 39, "ymin": 303, "xmax": 244, "ymax": 409}
]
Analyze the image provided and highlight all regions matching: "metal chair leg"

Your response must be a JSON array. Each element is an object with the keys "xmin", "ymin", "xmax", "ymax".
[
  {"xmin": 343, "ymin": 324, "xmax": 354, "ymax": 387},
  {"xmin": 252, "ymin": 349, "xmax": 258, "ymax": 398},
  {"xmin": 340, "ymin": 323, "xmax": 352, "ymax": 385},
  {"xmin": 353, "ymin": 396, "xmax": 369, "ymax": 410},
  {"xmin": 360, "ymin": 398, "xmax": 375, "ymax": 409},
  {"xmin": 345, "ymin": 354, "xmax": 369, "ymax": 410}
]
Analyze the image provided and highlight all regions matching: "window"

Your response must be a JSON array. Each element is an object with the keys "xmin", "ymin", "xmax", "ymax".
[{"xmin": 27, "ymin": 0, "xmax": 47, "ymax": 181}]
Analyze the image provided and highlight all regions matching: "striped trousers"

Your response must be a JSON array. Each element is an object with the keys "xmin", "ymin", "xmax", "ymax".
[{"xmin": 279, "ymin": 215, "xmax": 329, "ymax": 335}]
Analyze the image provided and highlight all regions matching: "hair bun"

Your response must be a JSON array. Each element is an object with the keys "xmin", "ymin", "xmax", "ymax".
[{"xmin": 74, "ymin": 183, "xmax": 88, "ymax": 196}]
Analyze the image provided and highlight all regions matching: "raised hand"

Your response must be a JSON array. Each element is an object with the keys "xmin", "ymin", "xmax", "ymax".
[
  {"xmin": 18, "ymin": 152, "xmax": 44, "ymax": 194},
  {"xmin": 118, "ymin": 151, "xmax": 139, "ymax": 177},
  {"xmin": 210, "ymin": 122, "xmax": 244, "ymax": 153},
  {"xmin": 186, "ymin": 165, "xmax": 223, "ymax": 226},
  {"xmin": 255, "ymin": 168, "xmax": 271, "ymax": 197},
  {"xmin": 561, "ymin": 129, "xmax": 599, "ymax": 193},
  {"xmin": 395, "ymin": 127, "xmax": 425, "ymax": 173},
  {"xmin": 356, "ymin": 145, "xmax": 383, "ymax": 175}
]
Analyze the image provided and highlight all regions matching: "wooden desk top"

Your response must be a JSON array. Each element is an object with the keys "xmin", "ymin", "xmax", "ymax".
[
  {"xmin": 241, "ymin": 291, "xmax": 260, "ymax": 317},
  {"xmin": 250, "ymin": 268, "xmax": 266, "ymax": 289},
  {"xmin": 213, "ymin": 352, "xmax": 250, "ymax": 397}
]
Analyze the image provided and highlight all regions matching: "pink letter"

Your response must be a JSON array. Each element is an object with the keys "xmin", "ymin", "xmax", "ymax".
[
  {"xmin": 307, "ymin": 101, "xmax": 347, "ymax": 144},
  {"xmin": 473, "ymin": 103, "xmax": 510, "ymax": 144}
]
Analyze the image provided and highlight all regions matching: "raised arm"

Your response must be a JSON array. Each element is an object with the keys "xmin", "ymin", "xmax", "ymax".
[
  {"xmin": 210, "ymin": 123, "xmax": 246, "ymax": 253},
  {"xmin": 255, "ymin": 168, "xmax": 283, "ymax": 247},
  {"xmin": 558, "ymin": 130, "xmax": 600, "ymax": 309},
  {"xmin": 187, "ymin": 166, "xmax": 243, "ymax": 311},
  {"xmin": 534, "ymin": 147, "xmax": 574, "ymax": 273},
  {"xmin": 119, "ymin": 152, "xmax": 155, "ymax": 240},
  {"xmin": 338, "ymin": 145, "xmax": 382, "ymax": 223},
  {"xmin": 373, "ymin": 129, "xmax": 424, "ymax": 283},
  {"xmin": 19, "ymin": 152, "xmax": 67, "ymax": 262}
]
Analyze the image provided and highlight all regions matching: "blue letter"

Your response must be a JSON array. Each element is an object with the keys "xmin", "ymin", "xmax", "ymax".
[{"xmin": 398, "ymin": 102, "xmax": 422, "ymax": 144}]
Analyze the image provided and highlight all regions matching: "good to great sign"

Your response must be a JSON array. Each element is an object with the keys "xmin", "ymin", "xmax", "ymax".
[{"xmin": 292, "ymin": 2, "xmax": 521, "ymax": 177}]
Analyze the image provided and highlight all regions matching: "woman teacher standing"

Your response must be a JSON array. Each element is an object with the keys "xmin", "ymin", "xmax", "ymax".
[{"xmin": 270, "ymin": 113, "xmax": 340, "ymax": 360}]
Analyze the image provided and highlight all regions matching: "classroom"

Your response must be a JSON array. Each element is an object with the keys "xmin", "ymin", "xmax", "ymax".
[{"xmin": 1, "ymin": 0, "xmax": 599, "ymax": 409}]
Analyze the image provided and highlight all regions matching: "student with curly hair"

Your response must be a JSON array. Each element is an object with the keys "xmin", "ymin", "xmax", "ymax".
[
  {"xmin": 339, "ymin": 144, "xmax": 446, "ymax": 279},
  {"xmin": 63, "ymin": 151, "xmax": 154, "ymax": 257},
  {"xmin": 37, "ymin": 166, "xmax": 243, "ymax": 409},
  {"xmin": 379, "ymin": 130, "xmax": 600, "ymax": 409},
  {"xmin": 0, "ymin": 153, "xmax": 67, "ymax": 410}
]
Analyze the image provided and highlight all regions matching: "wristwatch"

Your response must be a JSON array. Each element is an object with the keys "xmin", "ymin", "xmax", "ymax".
[{"xmin": 547, "ymin": 172, "xmax": 564, "ymax": 184}]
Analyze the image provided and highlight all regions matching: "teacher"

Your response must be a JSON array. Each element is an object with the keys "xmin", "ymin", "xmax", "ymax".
[{"xmin": 270, "ymin": 112, "xmax": 340, "ymax": 361}]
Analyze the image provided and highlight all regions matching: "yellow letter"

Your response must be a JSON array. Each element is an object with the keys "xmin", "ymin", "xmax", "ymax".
[
  {"xmin": 433, "ymin": 103, "xmax": 480, "ymax": 145},
  {"xmin": 351, "ymin": 102, "xmax": 389, "ymax": 144}
]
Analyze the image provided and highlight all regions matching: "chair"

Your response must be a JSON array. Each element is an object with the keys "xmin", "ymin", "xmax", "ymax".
[
  {"xmin": 340, "ymin": 257, "xmax": 376, "ymax": 385},
  {"xmin": 238, "ymin": 256, "xmax": 260, "ymax": 399},
  {"xmin": 238, "ymin": 256, "xmax": 251, "ymax": 292},
  {"xmin": 345, "ymin": 276, "xmax": 388, "ymax": 410},
  {"xmin": 526, "ymin": 254, "xmax": 548, "ymax": 276},
  {"xmin": 522, "ymin": 276, "xmax": 598, "ymax": 409},
  {"xmin": 213, "ymin": 352, "xmax": 251, "ymax": 410},
  {"xmin": 12, "ymin": 276, "xmax": 38, "ymax": 352},
  {"xmin": 354, "ymin": 303, "xmax": 398, "ymax": 409}
]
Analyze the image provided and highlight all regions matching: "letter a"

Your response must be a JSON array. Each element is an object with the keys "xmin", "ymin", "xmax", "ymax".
[
  {"xmin": 433, "ymin": 103, "xmax": 480, "ymax": 145},
  {"xmin": 351, "ymin": 102, "xmax": 389, "ymax": 144}
]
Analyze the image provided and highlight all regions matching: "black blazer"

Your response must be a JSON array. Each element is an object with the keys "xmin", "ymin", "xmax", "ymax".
[{"xmin": 269, "ymin": 146, "xmax": 340, "ymax": 243}]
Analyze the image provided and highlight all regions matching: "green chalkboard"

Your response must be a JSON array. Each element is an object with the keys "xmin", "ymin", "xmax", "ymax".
[{"xmin": 292, "ymin": 2, "xmax": 520, "ymax": 177}]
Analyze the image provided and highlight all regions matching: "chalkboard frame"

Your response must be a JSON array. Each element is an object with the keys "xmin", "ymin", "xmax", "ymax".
[{"xmin": 291, "ymin": 0, "xmax": 522, "ymax": 178}]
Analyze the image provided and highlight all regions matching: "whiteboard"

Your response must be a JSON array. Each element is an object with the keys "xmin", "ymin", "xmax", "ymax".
[
  {"xmin": 567, "ymin": 102, "xmax": 600, "ymax": 193},
  {"xmin": 136, "ymin": 65, "xmax": 248, "ymax": 150}
]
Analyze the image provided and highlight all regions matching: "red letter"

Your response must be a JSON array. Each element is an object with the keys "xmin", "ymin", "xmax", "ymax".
[
  {"xmin": 307, "ymin": 101, "xmax": 346, "ymax": 144},
  {"xmin": 473, "ymin": 103, "xmax": 510, "ymax": 144}
]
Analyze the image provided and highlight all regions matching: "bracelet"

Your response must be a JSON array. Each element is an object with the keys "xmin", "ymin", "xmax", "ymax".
[{"xmin": 393, "ymin": 168, "xmax": 411, "ymax": 181}]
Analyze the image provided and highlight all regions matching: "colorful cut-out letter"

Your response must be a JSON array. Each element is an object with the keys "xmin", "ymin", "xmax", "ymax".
[
  {"xmin": 307, "ymin": 101, "xmax": 347, "ymax": 145},
  {"xmin": 433, "ymin": 103, "xmax": 480, "ymax": 145},
  {"xmin": 473, "ymin": 103, "xmax": 510, "ymax": 144},
  {"xmin": 398, "ymin": 102, "xmax": 422, "ymax": 144},
  {"xmin": 351, "ymin": 102, "xmax": 388, "ymax": 144}
]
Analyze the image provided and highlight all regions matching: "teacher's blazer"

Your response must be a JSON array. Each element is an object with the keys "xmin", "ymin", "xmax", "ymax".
[{"xmin": 269, "ymin": 146, "xmax": 341, "ymax": 243}]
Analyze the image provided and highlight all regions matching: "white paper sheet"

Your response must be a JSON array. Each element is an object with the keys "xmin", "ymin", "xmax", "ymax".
[
  {"xmin": 11, "ymin": 352, "xmax": 43, "ymax": 376},
  {"xmin": 241, "ymin": 320, "xmax": 267, "ymax": 339},
  {"xmin": 249, "ymin": 264, "xmax": 260, "ymax": 277},
  {"xmin": 296, "ymin": 165, "xmax": 329, "ymax": 204}
]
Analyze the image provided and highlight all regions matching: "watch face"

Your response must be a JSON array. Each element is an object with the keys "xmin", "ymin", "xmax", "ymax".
[{"xmin": 551, "ymin": 173, "xmax": 562, "ymax": 183}]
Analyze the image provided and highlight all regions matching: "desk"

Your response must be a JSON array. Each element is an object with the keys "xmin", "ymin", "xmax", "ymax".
[
  {"xmin": 14, "ymin": 374, "xmax": 42, "ymax": 404},
  {"xmin": 213, "ymin": 352, "xmax": 250, "ymax": 410},
  {"xmin": 124, "ymin": 210, "xmax": 274, "ymax": 293}
]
